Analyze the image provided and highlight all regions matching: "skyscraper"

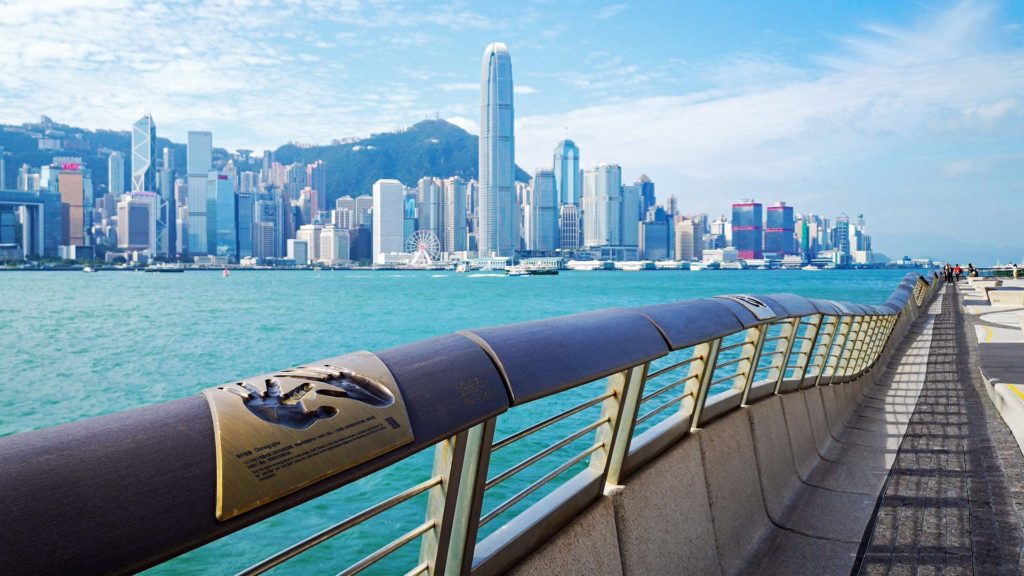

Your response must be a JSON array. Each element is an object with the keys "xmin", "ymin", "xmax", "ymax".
[
  {"xmin": 478, "ymin": 42, "xmax": 516, "ymax": 257},
  {"xmin": 636, "ymin": 175, "xmax": 655, "ymax": 215},
  {"xmin": 108, "ymin": 152, "xmax": 125, "ymax": 195},
  {"xmin": 732, "ymin": 200, "xmax": 763, "ymax": 260},
  {"xmin": 764, "ymin": 202, "xmax": 795, "ymax": 256},
  {"xmin": 582, "ymin": 164, "xmax": 623, "ymax": 249},
  {"xmin": 443, "ymin": 176, "xmax": 467, "ymax": 253},
  {"xmin": 553, "ymin": 140, "xmax": 580, "ymax": 207},
  {"xmin": 0, "ymin": 147, "xmax": 6, "ymax": 189},
  {"xmin": 307, "ymin": 160, "xmax": 326, "ymax": 213},
  {"xmin": 525, "ymin": 169, "xmax": 558, "ymax": 253},
  {"xmin": 186, "ymin": 131, "xmax": 213, "ymax": 255},
  {"xmin": 372, "ymin": 179, "xmax": 405, "ymax": 264},
  {"xmin": 131, "ymin": 114, "xmax": 156, "ymax": 192}
]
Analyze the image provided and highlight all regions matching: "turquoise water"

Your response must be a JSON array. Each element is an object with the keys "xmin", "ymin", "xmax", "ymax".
[{"xmin": 0, "ymin": 269, "xmax": 910, "ymax": 574}]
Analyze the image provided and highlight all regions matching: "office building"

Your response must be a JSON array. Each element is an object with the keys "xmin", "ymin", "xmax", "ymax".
[
  {"xmin": 582, "ymin": 164, "xmax": 623, "ymax": 249},
  {"xmin": 443, "ymin": 176, "xmax": 467, "ymax": 253},
  {"xmin": 732, "ymin": 200, "xmax": 763, "ymax": 260},
  {"xmin": 639, "ymin": 207, "xmax": 672, "ymax": 261},
  {"xmin": 319, "ymin": 225, "xmax": 350, "ymax": 264},
  {"xmin": 764, "ymin": 202, "xmax": 795, "ymax": 256},
  {"xmin": 117, "ymin": 193, "xmax": 156, "ymax": 253},
  {"xmin": 307, "ymin": 160, "xmax": 326, "ymax": 212},
  {"xmin": 675, "ymin": 219, "xmax": 699, "ymax": 261},
  {"xmin": 558, "ymin": 205, "xmax": 580, "ymax": 252},
  {"xmin": 237, "ymin": 193, "xmax": 253, "ymax": 259},
  {"xmin": 524, "ymin": 169, "xmax": 558, "ymax": 253},
  {"xmin": 478, "ymin": 42, "xmax": 516, "ymax": 257},
  {"xmin": 214, "ymin": 173, "xmax": 236, "ymax": 261},
  {"xmin": 186, "ymin": 132, "xmax": 213, "ymax": 255},
  {"xmin": 636, "ymin": 175, "xmax": 655, "ymax": 216},
  {"xmin": 108, "ymin": 152, "xmax": 125, "ymax": 195},
  {"xmin": 287, "ymin": 239, "xmax": 308, "ymax": 265},
  {"xmin": 416, "ymin": 176, "xmax": 443, "ymax": 244},
  {"xmin": 296, "ymin": 224, "xmax": 323, "ymax": 264},
  {"xmin": 372, "ymin": 179, "xmax": 405, "ymax": 264},
  {"xmin": 553, "ymin": 139, "xmax": 581, "ymax": 207},
  {"xmin": 131, "ymin": 114, "xmax": 157, "ymax": 193}
]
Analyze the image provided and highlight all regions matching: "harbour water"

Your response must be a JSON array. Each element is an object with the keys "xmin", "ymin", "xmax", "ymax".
[{"xmin": 0, "ymin": 269, "xmax": 912, "ymax": 574}]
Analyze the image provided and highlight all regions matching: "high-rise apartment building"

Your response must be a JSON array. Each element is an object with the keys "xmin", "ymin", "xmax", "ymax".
[
  {"xmin": 372, "ymin": 179, "xmax": 405, "ymax": 264},
  {"xmin": 525, "ymin": 169, "xmax": 558, "ymax": 253},
  {"xmin": 478, "ymin": 42, "xmax": 516, "ymax": 257},
  {"xmin": 131, "ymin": 114, "xmax": 157, "ymax": 193},
  {"xmin": 186, "ymin": 131, "xmax": 212, "ymax": 255},
  {"xmin": 764, "ymin": 202, "xmax": 795, "ymax": 256},
  {"xmin": 108, "ymin": 152, "xmax": 125, "ymax": 195},
  {"xmin": 731, "ymin": 200, "xmax": 763, "ymax": 260},
  {"xmin": 553, "ymin": 139, "xmax": 580, "ymax": 207}
]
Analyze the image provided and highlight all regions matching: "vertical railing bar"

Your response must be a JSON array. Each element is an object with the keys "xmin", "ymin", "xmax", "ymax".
[
  {"xmin": 443, "ymin": 418, "xmax": 496, "ymax": 576},
  {"xmin": 740, "ymin": 324, "xmax": 768, "ymax": 406},
  {"xmin": 790, "ymin": 314, "xmax": 822, "ymax": 390},
  {"xmin": 690, "ymin": 337, "xmax": 723, "ymax": 429},
  {"xmin": 602, "ymin": 363, "xmax": 649, "ymax": 486},
  {"xmin": 772, "ymin": 317, "xmax": 800, "ymax": 395}
]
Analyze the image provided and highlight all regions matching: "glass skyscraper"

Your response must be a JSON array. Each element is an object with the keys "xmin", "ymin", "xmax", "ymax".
[
  {"xmin": 186, "ymin": 131, "xmax": 213, "ymax": 255},
  {"xmin": 731, "ymin": 200, "xmax": 763, "ymax": 260},
  {"xmin": 553, "ymin": 139, "xmax": 580, "ymax": 207},
  {"xmin": 764, "ymin": 202, "xmax": 795, "ymax": 255},
  {"xmin": 131, "ymin": 115, "xmax": 156, "ymax": 192},
  {"xmin": 478, "ymin": 42, "xmax": 516, "ymax": 257}
]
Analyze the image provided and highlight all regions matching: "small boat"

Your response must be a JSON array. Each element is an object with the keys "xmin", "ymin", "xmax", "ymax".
[
  {"xmin": 82, "ymin": 266, "xmax": 96, "ymax": 273},
  {"xmin": 222, "ymin": 268, "xmax": 231, "ymax": 277},
  {"xmin": 506, "ymin": 265, "xmax": 530, "ymax": 277},
  {"xmin": 801, "ymin": 265, "xmax": 821, "ymax": 271},
  {"xmin": 144, "ymin": 264, "xmax": 184, "ymax": 273},
  {"xmin": 455, "ymin": 262, "xmax": 469, "ymax": 273}
]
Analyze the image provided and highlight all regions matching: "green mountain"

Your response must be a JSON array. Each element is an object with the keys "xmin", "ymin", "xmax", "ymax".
[
  {"xmin": 0, "ymin": 117, "xmax": 529, "ymax": 203},
  {"xmin": 273, "ymin": 119, "xmax": 529, "ymax": 205}
]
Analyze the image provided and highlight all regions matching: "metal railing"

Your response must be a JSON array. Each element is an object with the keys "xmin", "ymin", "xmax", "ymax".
[{"xmin": 0, "ymin": 273, "xmax": 941, "ymax": 576}]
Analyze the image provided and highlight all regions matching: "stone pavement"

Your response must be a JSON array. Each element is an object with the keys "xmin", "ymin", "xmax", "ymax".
[{"xmin": 855, "ymin": 286, "xmax": 1024, "ymax": 575}]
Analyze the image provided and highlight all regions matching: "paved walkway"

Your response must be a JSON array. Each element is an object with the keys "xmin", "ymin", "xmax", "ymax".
[{"xmin": 855, "ymin": 286, "xmax": 1024, "ymax": 575}]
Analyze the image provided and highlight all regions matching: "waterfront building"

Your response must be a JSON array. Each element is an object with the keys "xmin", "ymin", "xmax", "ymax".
[
  {"xmin": 833, "ymin": 214, "xmax": 851, "ymax": 263},
  {"xmin": 372, "ymin": 179, "xmax": 405, "ymax": 264},
  {"xmin": 620, "ymin": 182, "xmax": 640, "ymax": 250},
  {"xmin": 186, "ymin": 131, "xmax": 213, "ymax": 255},
  {"xmin": 0, "ymin": 147, "xmax": 5, "ymax": 189},
  {"xmin": 237, "ymin": 192, "xmax": 253, "ymax": 259},
  {"xmin": 131, "ymin": 114, "xmax": 156, "ymax": 193},
  {"xmin": 553, "ymin": 139, "xmax": 580, "ymax": 207},
  {"xmin": 158, "ymin": 167, "xmax": 175, "ymax": 257},
  {"xmin": 176, "ymin": 205, "xmax": 188, "ymax": 255},
  {"xmin": 46, "ymin": 160, "xmax": 92, "ymax": 247},
  {"xmin": 255, "ymin": 199, "xmax": 281, "ymax": 258},
  {"xmin": 286, "ymin": 238, "xmax": 308, "ymax": 265},
  {"xmin": 319, "ymin": 225, "xmax": 350, "ymax": 264},
  {"xmin": 404, "ymin": 192, "xmax": 417, "ymax": 246},
  {"xmin": 582, "ymin": 164, "xmax": 622, "ymax": 249},
  {"xmin": 523, "ymin": 169, "xmax": 558, "ymax": 253},
  {"xmin": 117, "ymin": 193, "xmax": 156, "ymax": 253},
  {"xmin": 443, "ymin": 176, "xmax": 467, "ymax": 253},
  {"xmin": 675, "ymin": 219, "xmax": 699, "ymax": 261},
  {"xmin": 478, "ymin": 42, "xmax": 516, "ymax": 257},
  {"xmin": 214, "ymin": 173, "xmax": 236, "ymax": 261},
  {"xmin": 296, "ymin": 224, "xmax": 323, "ymax": 263},
  {"xmin": 765, "ymin": 202, "xmax": 795, "ymax": 256},
  {"xmin": 558, "ymin": 204, "xmax": 580, "ymax": 252},
  {"xmin": 639, "ymin": 206, "xmax": 672, "ymax": 260},
  {"xmin": 108, "ymin": 152, "xmax": 125, "ymax": 195},
  {"xmin": 731, "ymin": 200, "xmax": 763, "ymax": 260}
]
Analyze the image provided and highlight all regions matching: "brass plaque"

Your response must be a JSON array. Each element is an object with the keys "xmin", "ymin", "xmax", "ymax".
[{"xmin": 202, "ymin": 351, "xmax": 414, "ymax": 520}]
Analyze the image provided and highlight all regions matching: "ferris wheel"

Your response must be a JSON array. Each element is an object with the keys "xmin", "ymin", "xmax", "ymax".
[{"xmin": 405, "ymin": 230, "xmax": 441, "ymax": 267}]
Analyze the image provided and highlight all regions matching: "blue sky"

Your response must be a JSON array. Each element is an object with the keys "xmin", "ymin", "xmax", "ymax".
[{"xmin": 0, "ymin": 0, "xmax": 1022, "ymax": 262}]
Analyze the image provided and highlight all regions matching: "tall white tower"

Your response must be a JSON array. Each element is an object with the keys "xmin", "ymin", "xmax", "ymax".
[{"xmin": 478, "ymin": 42, "xmax": 516, "ymax": 257}]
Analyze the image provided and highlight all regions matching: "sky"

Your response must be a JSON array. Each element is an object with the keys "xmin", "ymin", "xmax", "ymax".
[{"xmin": 0, "ymin": 0, "xmax": 1022, "ymax": 263}]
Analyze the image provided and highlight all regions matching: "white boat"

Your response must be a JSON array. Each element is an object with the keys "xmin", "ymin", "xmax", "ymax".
[
  {"xmin": 455, "ymin": 263, "xmax": 469, "ymax": 273},
  {"xmin": 506, "ymin": 265, "xmax": 530, "ymax": 277},
  {"xmin": 802, "ymin": 265, "xmax": 821, "ymax": 271},
  {"xmin": 82, "ymin": 266, "xmax": 96, "ymax": 273},
  {"xmin": 222, "ymin": 268, "xmax": 231, "ymax": 277}
]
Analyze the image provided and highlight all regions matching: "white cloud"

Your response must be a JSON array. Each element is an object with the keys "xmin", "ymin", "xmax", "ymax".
[
  {"xmin": 514, "ymin": 85, "xmax": 539, "ymax": 95},
  {"xmin": 595, "ymin": 3, "xmax": 629, "ymax": 20},
  {"xmin": 438, "ymin": 82, "xmax": 478, "ymax": 92}
]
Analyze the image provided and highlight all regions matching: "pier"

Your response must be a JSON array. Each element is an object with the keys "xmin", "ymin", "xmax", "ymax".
[{"xmin": 2, "ymin": 273, "xmax": 1024, "ymax": 575}]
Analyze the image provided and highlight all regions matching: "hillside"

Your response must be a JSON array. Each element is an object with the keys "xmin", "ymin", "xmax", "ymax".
[
  {"xmin": 0, "ymin": 117, "xmax": 529, "ymax": 203},
  {"xmin": 274, "ymin": 119, "xmax": 529, "ymax": 205}
]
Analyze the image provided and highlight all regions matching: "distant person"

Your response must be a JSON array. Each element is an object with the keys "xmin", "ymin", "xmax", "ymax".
[
  {"xmin": 967, "ymin": 263, "xmax": 977, "ymax": 278},
  {"xmin": 954, "ymin": 264, "xmax": 963, "ymax": 282},
  {"xmin": 1014, "ymin": 263, "xmax": 1019, "ymax": 280}
]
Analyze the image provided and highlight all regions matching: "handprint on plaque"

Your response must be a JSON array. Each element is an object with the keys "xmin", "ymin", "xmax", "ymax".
[{"xmin": 220, "ymin": 365, "xmax": 395, "ymax": 429}]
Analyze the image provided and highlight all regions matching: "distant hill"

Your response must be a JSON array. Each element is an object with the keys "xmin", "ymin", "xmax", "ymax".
[
  {"xmin": 0, "ymin": 117, "xmax": 529, "ymax": 203},
  {"xmin": 273, "ymin": 119, "xmax": 529, "ymax": 204}
]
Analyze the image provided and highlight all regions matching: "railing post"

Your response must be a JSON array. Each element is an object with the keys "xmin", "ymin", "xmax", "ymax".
[
  {"xmin": 438, "ymin": 418, "xmax": 496, "ymax": 576},
  {"xmin": 820, "ymin": 316, "xmax": 852, "ymax": 386},
  {"xmin": 739, "ymin": 325, "xmax": 769, "ymax": 406},
  {"xmin": 840, "ymin": 316, "xmax": 866, "ymax": 378},
  {"xmin": 690, "ymin": 338, "xmax": 722, "ymax": 430},
  {"xmin": 787, "ymin": 314, "xmax": 822, "ymax": 392},
  {"xmin": 598, "ymin": 363, "xmax": 649, "ymax": 486},
  {"xmin": 771, "ymin": 318, "xmax": 801, "ymax": 395}
]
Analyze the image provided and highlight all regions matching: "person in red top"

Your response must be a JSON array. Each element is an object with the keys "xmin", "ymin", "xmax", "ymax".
[{"xmin": 954, "ymin": 264, "xmax": 963, "ymax": 282}]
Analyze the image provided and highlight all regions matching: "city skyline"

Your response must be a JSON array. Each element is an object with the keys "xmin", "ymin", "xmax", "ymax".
[{"xmin": 0, "ymin": 1, "xmax": 1021, "ymax": 260}]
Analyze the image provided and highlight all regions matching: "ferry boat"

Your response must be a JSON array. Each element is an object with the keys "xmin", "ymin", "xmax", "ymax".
[
  {"xmin": 144, "ymin": 264, "xmax": 184, "ymax": 273},
  {"xmin": 455, "ymin": 262, "xmax": 469, "ymax": 273},
  {"xmin": 802, "ymin": 265, "xmax": 822, "ymax": 271},
  {"xmin": 82, "ymin": 266, "xmax": 96, "ymax": 273},
  {"xmin": 506, "ymin": 265, "xmax": 559, "ymax": 276}
]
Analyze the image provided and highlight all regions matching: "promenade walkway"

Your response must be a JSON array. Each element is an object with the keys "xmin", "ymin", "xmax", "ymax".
[{"xmin": 854, "ymin": 286, "xmax": 1024, "ymax": 574}]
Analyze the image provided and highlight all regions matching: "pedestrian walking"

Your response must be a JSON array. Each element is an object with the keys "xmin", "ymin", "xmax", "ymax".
[
  {"xmin": 1014, "ymin": 263, "xmax": 1019, "ymax": 280},
  {"xmin": 954, "ymin": 264, "xmax": 963, "ymax": 282}
]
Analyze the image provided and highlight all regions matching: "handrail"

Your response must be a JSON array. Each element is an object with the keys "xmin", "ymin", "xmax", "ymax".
[{"xmin": 0, "ymin": 272, "xmax": 941, "ymax": 576}]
